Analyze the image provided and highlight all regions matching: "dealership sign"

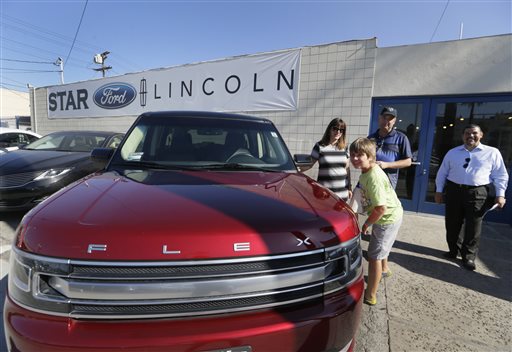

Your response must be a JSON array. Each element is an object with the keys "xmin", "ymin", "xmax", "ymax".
[{"xmin": 47, "ymin": 49, "xmax": 301, "ymax": 118}]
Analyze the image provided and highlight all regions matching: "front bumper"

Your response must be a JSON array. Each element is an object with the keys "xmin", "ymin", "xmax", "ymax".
[{"xmin": 4, "ymin": 275, "xmax": 363, "ymax": 352}]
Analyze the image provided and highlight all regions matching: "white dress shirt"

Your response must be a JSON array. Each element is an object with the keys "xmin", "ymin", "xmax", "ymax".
[{"xmin": 435, "ymin": 143, "xmax": 509, "ymax": 197}]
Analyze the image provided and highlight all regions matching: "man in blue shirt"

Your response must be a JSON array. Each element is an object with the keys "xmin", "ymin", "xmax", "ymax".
[{"xmin": 368, "ymin": 107, "xmax": 412, "ymax": 189}]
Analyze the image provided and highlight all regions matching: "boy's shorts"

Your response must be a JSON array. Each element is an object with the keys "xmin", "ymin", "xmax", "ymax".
[{"xmin": 367, "ymin": 215, "xmax": 403, "ymax": 260}]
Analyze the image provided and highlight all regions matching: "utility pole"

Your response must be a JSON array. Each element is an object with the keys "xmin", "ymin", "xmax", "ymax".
[
  {"xmin": 93, "ymin": 51, "xmax": 112, "ymax": 78},
  {"xmin": 54, "ymin": 57, "xmax": 64, "ymax": 84}
]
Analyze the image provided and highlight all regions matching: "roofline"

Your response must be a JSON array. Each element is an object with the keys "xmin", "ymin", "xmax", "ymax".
[{"xmin": 138, "ymin": 110, "xmax": 273, "ymax": 124}]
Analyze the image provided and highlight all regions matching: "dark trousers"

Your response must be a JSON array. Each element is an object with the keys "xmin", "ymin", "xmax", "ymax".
[{"xmin": 445, "ymin": 181, "xmax": 490, "ymax": 261}]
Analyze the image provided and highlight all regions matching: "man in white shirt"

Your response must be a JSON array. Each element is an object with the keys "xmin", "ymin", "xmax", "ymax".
[{"xmin": 435, "ymin": 124, "xmax": 508, "ymax": 271}]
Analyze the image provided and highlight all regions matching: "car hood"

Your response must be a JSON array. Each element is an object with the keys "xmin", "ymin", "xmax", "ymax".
[
  {"xmin": 0, "ymin": 149, "xmax": 87, "ymax": 174},
  {"xmin": 19, "ymin": 170, "xmax": 358, "ymax": 260}
]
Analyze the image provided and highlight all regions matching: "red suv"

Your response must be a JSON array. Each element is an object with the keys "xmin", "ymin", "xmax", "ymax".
[{"xmin": 4, "ymin": 111, "xmax": 363, "ymax": 352}]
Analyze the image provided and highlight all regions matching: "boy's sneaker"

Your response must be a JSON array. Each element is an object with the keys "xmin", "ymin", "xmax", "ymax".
[{"xmin": 382, "ymin": 270, "xmax": 392, "ymax": 278}]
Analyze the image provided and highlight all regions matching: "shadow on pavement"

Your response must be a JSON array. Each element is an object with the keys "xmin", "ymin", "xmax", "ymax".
[
  {"xmin": 361, "ymin": 227, "xmax": 512, "ymax": 302},
  {"xmin": 389, "ymin": 250, "xmax": 511, "ymax": 301},
  {"xmin": 0, "ymin": 211, "xmax": 26, "ymax": 232}
]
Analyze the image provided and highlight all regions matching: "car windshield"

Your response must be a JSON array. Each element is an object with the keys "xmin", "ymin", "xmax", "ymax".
[
  {"xmin": 110, "ymin": 114, "xmax": 296, "ymax": 172},
  {"xmin": 24, "ymin": 132, "xmax": 107, "ymax": 152}
]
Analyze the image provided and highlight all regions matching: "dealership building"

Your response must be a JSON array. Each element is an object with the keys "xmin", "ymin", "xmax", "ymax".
[{"xmin": 29, "ymin": 34, "xmax": 512, "ymax": 224}]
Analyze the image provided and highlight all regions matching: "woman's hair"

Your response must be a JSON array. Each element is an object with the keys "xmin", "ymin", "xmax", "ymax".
[
  {"xmin": 349, "ymin": 137, "xmax": 376, "ymax": 161},
  {"xmin": 319, "ymin": 118, "xmax": 347, "ymax": 149}
]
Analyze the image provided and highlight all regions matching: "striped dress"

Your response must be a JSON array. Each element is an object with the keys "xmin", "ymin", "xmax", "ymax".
[{"xmin": 311, "ymin": 142, "xmax": 350, "ymax": 201}]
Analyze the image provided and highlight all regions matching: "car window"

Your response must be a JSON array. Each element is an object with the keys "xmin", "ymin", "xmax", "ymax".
[
  {"xmin": 106, "ymin": 135, "xmax": 124, "ymax": 149},
  {"xmin": 25, "ymin": 134, "xmax": 65, "ymax": 150},
  {"xmin": 0, "ymin": 133, "xmax": 19, "ymax": 148},
  {"xmin": 114, "ymin": 115, "xmax": 295, "ymax": 171},
  {"xmin": 27, "ymin": 134, "xmax": 39, "ymax": 143},
  {"xmin": 25, "ymin": 133, "xmax": 113, "ymax": 152}
]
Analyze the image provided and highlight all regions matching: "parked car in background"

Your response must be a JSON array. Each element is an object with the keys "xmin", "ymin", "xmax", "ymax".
[
  {"xmin": 4, "ymin": 111, "xmax": 363, "ymax": 352},
  {"xmin": 0, "ymin": 130, "xmax": 124, "ymax": 211},
  {"xmin": 0, "ymin": 127, "xmax": 41, "ymax": 153}
]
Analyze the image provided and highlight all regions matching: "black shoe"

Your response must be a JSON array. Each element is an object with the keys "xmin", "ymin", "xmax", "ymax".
[
  {"xmin": 462, "ymin": 259, "xmax": 476, "ymax": 271},
  {"xmin": 443, "ymin": 251, "xmax": 458, "ymax": 259}
]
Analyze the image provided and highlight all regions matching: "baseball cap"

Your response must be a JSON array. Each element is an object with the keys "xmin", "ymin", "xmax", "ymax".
[{"xmin": 380, "ymin": 107, "xmax": 397, "ymax": 118}]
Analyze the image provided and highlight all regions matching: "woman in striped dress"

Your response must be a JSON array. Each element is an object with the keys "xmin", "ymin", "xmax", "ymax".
[{"xmin": 308, "ymin": 118, "xmax": 352, "ymax": 201}]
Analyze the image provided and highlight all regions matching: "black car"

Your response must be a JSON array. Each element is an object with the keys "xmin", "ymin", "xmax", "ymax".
[{"xmin": 0, "ymin": 130, "xmax": 124, "ymax": 211}]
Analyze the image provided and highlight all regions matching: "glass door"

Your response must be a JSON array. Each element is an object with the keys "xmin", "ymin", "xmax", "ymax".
[{"xmin": 373, "ymin": 94, "xmax": 512, "ymax": 224}]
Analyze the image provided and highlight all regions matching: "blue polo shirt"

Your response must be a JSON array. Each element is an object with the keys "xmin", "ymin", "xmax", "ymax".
[{"xmin": 368, "ymin": 129, "xmax": 412, "ymax": 189}]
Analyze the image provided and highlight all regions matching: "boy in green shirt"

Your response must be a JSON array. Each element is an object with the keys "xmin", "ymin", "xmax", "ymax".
[{"xmin": 350, "ymin": 137, "xmax": 403, "ymax": 305}]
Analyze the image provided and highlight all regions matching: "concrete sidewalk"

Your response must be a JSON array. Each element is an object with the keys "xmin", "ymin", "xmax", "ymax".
[{"xmin": 356, "ymin": 213, "xmax": 512, "ymax": 352}]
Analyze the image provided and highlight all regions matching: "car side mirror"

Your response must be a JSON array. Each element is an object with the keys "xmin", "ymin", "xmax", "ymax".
[
  {"xmin": 294, "ymin": 154, "xmax": 314, "ymax": 172},
  {"xmin": 90, "ymin": 147, "xmax": 114, "ymax": 165}
]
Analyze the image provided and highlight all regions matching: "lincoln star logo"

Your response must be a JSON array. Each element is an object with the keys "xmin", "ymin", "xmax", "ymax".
[{"xmin": 93, "ymin": 82, "xmax": 136, "ymax": 109}]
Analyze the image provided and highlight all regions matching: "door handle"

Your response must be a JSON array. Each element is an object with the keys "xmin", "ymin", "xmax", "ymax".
[{"xmin": 411, "ymin": 161, "xmax": 421, "ymax": 166}]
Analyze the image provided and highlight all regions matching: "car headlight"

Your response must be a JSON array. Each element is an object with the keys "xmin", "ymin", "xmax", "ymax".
[
  {"xmin": 34, "ymin": 168, "xmax": 73, "ymax": 180},
  {"xmin": 8, "ymin": 247, "xmax": 72, "ymax": 315}
]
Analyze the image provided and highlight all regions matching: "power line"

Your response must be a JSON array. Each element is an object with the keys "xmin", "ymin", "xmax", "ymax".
[
  {"xmin": 2, "ymin": 14, "xmax": 143, "ymax": 72},
  {"xmin": 430, "ymin": 0, "xmax": 450, "ymax": 43},
  {"xmin": 1, "ymin": 36, "xmax": 89, "ymax": 66},
  {"xmin": 0, "ymin": 82, "xmax": 28, "ymax": 89},
  {"xmin": 64, "ymin": 0, "xmax": 89, "ymax": 68},
  {"xmin": 1, "ymin": 58, "xmax": 54, "ymax": 64},
  {"xmin": 2, "ymin": 77, "xmax": 29, "ymax": 86},
  {"xmin": 3, "ymin": 14, "xmax": 142, "ymax": 72},
  {"xmin": 3, "ymin": 13, "xmax": 101, "ymax": 54},
  {"xmin": 1, "ymin": 68, "xmax": 61, "ymax": 73}
]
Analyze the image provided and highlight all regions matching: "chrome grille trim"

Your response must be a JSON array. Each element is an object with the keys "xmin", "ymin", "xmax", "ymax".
[
  {"xmin": 16, "ymin": 247, "xmax": 324, "ymax": 266},
  {"xmin": 46, "ymin": 266, "xmax": 325, "ymax": 300}
]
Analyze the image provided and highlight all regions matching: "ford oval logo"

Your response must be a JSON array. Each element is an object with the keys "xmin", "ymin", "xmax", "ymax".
[{"xmin": 93, "ymin": 83, "xmax": 136, "ymax": 109}]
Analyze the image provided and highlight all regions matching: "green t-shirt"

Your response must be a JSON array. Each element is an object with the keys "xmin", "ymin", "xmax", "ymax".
[{"xmin": 358, "ymin": 165, "xmax": 403, "ymax": 224}]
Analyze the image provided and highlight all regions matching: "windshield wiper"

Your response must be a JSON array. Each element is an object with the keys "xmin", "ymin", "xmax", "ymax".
[
  {"xmin": 193, "ymin": 163, "xmax": 280, "ymax": 172},
  {"xmin": 112, "ymin": 161, "xmax": 197, "ymax": 171}
]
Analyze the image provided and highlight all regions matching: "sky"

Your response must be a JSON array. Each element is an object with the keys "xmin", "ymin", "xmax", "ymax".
[{"xmin": 1, "ymin": 0, "xmax": 511, "ymax": 91}]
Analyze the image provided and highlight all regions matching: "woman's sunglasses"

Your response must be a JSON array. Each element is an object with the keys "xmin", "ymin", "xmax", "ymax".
[{"xmin": 331, "ymin": 127, "xmax": 345, "ymax": 133}]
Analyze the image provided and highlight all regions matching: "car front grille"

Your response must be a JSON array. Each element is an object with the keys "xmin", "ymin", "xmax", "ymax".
[
  {"xmin": 11, "ymin": 238, "xmax": 362, "ymax": 320},
  {"xmin": 0, "ymin": 171, "xmax": 43, "ymax": 188}
]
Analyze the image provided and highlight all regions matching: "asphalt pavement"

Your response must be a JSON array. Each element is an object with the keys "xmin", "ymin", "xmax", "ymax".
[{"xmin": 1, "ymin": 211, "xmax": 511, "ymax": 352}]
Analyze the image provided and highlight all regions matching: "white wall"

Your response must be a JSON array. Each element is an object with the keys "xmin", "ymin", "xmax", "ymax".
[
  {"xmin": 0, "ymin": 88, "xmax": 30, "ymax": 127},
  {"xmin": 374, "ymin": 34, "xmax": 512, "ymax": 97}
]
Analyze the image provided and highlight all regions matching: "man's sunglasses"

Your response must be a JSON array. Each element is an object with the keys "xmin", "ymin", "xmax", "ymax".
[{"xmin": 463, "ymin": 157, "xmax": 470, "ymax": 168}]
